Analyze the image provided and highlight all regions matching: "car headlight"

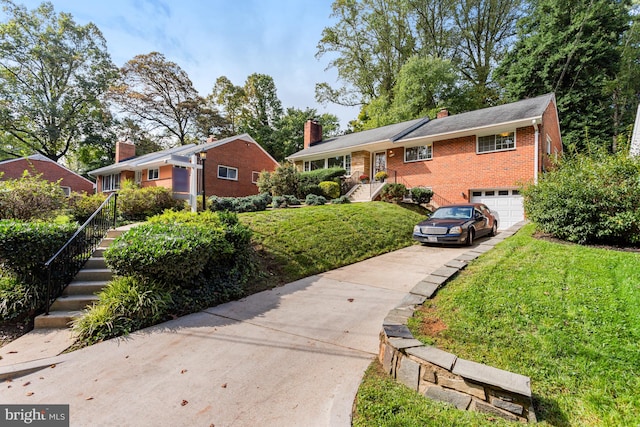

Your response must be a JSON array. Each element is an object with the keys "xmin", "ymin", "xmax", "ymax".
[
  {"xmin": 449, "ymin": 226, "xmax": 462, "ymax": 234},
  {"xmin": 413, "ymin": 225, "xmax": 421, "ymax": 234}
]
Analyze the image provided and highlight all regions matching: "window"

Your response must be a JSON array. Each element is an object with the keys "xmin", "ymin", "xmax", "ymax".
[
  {"xmin": 405, "ymin": 145, "xmax": 432, "ymax": 162},
  {"xmin": 498, "ymin": 190, "xmax": 509, "ymax": 196},
  {"xmin": 218, "ymin": 165, "xmax": 238, "ymax": 180},
  {"xmin": 134, "ymin": 170, "xmax": 142, "ymax": 185},
  {"xmin": 61, "ymin": 186, "xmax": 71, "ymax": 197},
  {"xmin": 546, "ymin": 135, "xmax": 552, "ymax": 155},
  {"xmin": 147, "ymin": 168, "xmax": 159, "ymax": 180},
  {"xmin": 304, "ymin": 155, "xmax": 351, "ymax": 174},
  {"xmin": 472, "ymin": 191, "xmax": 482, "ymax": 197},
  {"xmin": 252, "ymin": 171, "xmax": 260, "ymax": 184},
  {"xmin": 102, "ymin": 174, "xmax": 120, "ymax": 192},
  {"xmin": 477, "ymin": 132, "xmax": 515, "ymax": 153}
]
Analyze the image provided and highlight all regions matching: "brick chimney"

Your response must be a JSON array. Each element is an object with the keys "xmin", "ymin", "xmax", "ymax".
[
  {"xmin": 437, "ymin": 109, "xmax": 449, "ymax": 119},
  {"xmin": 304, "ymin": 120, "xmax": 322, "ymax": 149},
  {"xmin": 115, "ymin": 141, "xmax": 136, "ymax": 163}
]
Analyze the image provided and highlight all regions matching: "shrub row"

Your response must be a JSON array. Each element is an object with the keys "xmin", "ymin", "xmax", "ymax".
[
  {"xmin": 523, "ymin": 153, "xmax": 640, "ymax": 245},
  {"xmin": 76, "ymin": 211, "xmax": 256, "ymax": 343},
  {"xmin": 0, "ymin": 173, "xmax": 67, "ymax": 221},
  {"xmin": 209, "ymin": 193, "xmax": 272, "ymax": 213}
]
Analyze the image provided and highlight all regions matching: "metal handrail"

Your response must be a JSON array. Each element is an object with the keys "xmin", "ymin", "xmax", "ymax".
[{"xmin": 43, "ymin": 192, "xmax": 118, "ymax": 314}]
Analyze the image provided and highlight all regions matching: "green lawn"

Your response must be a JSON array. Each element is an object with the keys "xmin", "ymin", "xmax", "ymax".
[
  {"xmin": 238, "ymin": 201, "xmax": 427, "ymax": 290},
  {"xmin": 354, "ymin": 223, "xmax": 640, "ymax": 426}
]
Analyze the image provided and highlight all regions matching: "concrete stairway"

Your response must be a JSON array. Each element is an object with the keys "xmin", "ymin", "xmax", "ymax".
[
  {"xmin": 348, "ymin": 182, "xmax": 385, "ymax": 202},
  {"xmin": 34, "ymin": 229, "xmax": 122, "ymax": 329}
]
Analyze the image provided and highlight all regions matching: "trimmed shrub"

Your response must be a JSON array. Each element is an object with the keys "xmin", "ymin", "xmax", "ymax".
[
  {"xmin": 266, "ymin": 163, "xmax": 299, "ymax": 196},
  {"xmin": 331, "ymin": 195, "xmax": 351, "ymax": 204},
  {"xmin": 68, "ymin": 192, "xmax": 108, "ymax": 223},
  {"xmin": 299, "ymin": 167, "xmax": 345, "ymax": 185},
  {"xmin": 117, "ymin": 184, "xmax": 183, "ymax": 221},
  {"xmin": 209, "ymin": 194, "xmax": 271, "ymax": 213},
  {"xmin": 105, "ymin": 222, "xmax": 231, "ymax": 287},
  {"xmin": 523, "ymin": 153, "xmax": 640, "ymax": 245},
  {"xmin": 319, "ymin": 181, "xmax": 341, "ymax": 199},
  {"xmin": 0, "ymin": 173, "xmax": 67, "ymax": 221},
  {"xmin": 0, "ymin": 220, "xmax": 78, "ymax": 279},
  {"xmin": 305, "ymin": 194, "xmax": 326, "ymax": 206},
  {"xmin": 297, "ymin": 183, "xmax": 324, "ymax": 199},
  {"xmin": 410, "ymin": 187, "xmax": 434, "ymax": 205},
  {"xmin": 380, "ymin": 183, "xmax": 407, "ymax": 203},
  {"xmin": 272, "ymin": 195, "xmax": 301, "ymax": 209},
  {"xmin": 73, "ymin": 276, "xmax": 171, "ymax": 345},
  {"xmin": 256, "ymin": 170, "xmax": 273, "ymax": 195}
]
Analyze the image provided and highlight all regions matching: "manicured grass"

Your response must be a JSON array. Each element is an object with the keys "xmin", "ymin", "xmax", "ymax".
[
  {"xmin": 355, "ymin": 223, "xmax": 640, "ymax": 426},
  {"xmin": 239, "ymin": 202, "xmax": 428, "ymax": 287}
]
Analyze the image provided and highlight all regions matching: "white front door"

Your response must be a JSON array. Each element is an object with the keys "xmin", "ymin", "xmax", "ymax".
[{"xmin": 373, "ymin": 152, "xmax": 386, "ymax": 177}]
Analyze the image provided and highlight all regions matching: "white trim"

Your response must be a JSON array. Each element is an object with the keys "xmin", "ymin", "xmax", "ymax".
[
  {"xmin": 147, "ymin": 168, "xmax": 159, "ymax": 180},
  {"xmin": 217, "ymin": 165, "xmax": 238, "ymax": 181},
  {"xmin": 476, "ymin": 131, "xmax": 516, "ymax": 154}
]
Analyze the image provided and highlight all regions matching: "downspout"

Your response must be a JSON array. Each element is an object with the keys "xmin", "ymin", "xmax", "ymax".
[{"xmin": 533, "ymin": 119, "xmax": 540, "ymax": 184}]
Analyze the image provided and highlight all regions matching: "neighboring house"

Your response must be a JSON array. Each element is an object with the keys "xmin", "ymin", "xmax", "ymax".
[
  {"xmin": 0, "ymin": 154, "xmax": 95, "ymax": 195},
  {"xmin": 89, "ymin": 134, "xmax": 279, "ymax": 200},
  {"xmin": 287, "ymin": 93, "xmax": 562, "ymax": 228}
]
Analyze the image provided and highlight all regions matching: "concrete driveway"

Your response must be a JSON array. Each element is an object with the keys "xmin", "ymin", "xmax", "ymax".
[{"xmin": 0, "ymin": 244, "xmax": 470, "ymax": 426}]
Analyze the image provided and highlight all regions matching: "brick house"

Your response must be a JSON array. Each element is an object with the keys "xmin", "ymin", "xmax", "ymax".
[
  {"xmin": 0, "ymin": 154, "xmax": 95, "ymax": 194},
  {"xmin": 89, "ymin": 134, "xmax": 279, "ymax": 202},
  {"xmin": 287, "ymin": 93, "xmax": 562, "ymax": 228}
]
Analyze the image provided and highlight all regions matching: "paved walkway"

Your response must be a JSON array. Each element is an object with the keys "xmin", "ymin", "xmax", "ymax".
[{"xmin": 0, "ymin": 241, "xmax": 481, "ymax": 426}]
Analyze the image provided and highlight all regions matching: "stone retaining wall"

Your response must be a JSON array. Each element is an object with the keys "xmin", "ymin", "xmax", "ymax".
[{"xmin": 378, "ymin": 222, "xmax": 537, "ymax": 423}]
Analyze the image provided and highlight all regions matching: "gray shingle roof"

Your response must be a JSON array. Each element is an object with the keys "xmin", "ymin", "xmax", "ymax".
[
  {"xmin": 401, "ymin": 93, "xmax": 555, "ymax": 140},
  {"xmin": 287, "ymin": 117, "xmax": 428, "ymax": 159},
  {"xmin": 287, "ymin": 93, "xmax": 555, "ymax": 159}
]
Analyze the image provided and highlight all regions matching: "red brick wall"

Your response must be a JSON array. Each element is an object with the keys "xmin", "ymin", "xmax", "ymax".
[
  {"xmin": 540, "ymin": 99, "xmax": 563, "ymax": 171},
  {"xmin": 203, "ymin": 138, "xmax": 279, "ymax": 197},
  {"xmin": 387, "ymin": 126, "xmax": 536, "ymax": 204},
  {"xmin": 0, "ymin": 158, "xmax": 94, "ymax": 194}
]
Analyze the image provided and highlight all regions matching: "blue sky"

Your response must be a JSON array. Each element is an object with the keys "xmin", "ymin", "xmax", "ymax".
[{"xmin": 13, "ymin": 0, "xmax": 359, "ymax": 129}]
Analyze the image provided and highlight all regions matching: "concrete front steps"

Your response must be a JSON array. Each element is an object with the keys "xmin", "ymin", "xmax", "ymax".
[
  {"xmin": 34, "ymin": 229, "xmax": 122, "ymax": 329},
  {"xmin": 348, "ymin": 182, "xmax": 384, "ymax": 202}
]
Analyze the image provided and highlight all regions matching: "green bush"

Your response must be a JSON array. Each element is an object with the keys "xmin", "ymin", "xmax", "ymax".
[
  {"xmin": 305, "ymin": 194, "xmax": 326, "ymax": 206},
  {"xmin": 105, "ymin": 222, "xmax": 231, "ymax": 287},
  {"xmin": 297, "ymin": 183, "xmax": 324, "ymax": 199},
  {"xmin": 209, "ymin": 193, "xmax": 271, "ymax": 213},
  {"xmin": 410, "ymin": 187, "xmax": 434, "ymax": 205},
  {"xmin": 319, "ymin": 181, "xmax": 341, "ymax": 199},
  {"xmin": 272, "ymin": 195, "xmax": 301, "ymax": 209},
  {"xmin": 72, "ymin": 276, "xmax": 171, "ymax": 344},
  {"xmin": 0, "ymin": 220, "xmax": 78, "ymax": 279},
  {"xmin": 0, "ymin": 274, "xmax": 34, "ymax": 321},
  {"xmin": 0, "ymin": 173, "xmax": 67, "ymax": 221},
  {"xmin": 117, "ymin": 184, "xmax": 183, "ymax": 221},
  {"xmin": 261, "ymin": 163, "xmax": 299, "ymax": 196},
  {"xmin": 299, "ymin": 167, "xmax": 345, "ymax": 185},
  {"xmin": 331, "ymin": 195, "xmax": 351, "ymax": 204},
  {"xmin": 380, "ymin": 183, "xmax": 407, "ymax": 203},
  {"xmin": 523, "ymin": 153, "xmax": 640, "ymax": 245},
  {"xmin": 68, "ymin": 192, "xmax": 108, "ymax": 223}
]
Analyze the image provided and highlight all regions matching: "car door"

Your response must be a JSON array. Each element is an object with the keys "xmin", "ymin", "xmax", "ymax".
[{"xmin": 473, "ymin": 207, "xmax": 489, "ymax": 236}]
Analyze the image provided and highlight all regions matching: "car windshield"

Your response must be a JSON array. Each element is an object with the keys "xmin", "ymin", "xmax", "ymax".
[{"xmin": 430, "ymin": 207, "xmax": 473, "ymax": 220}]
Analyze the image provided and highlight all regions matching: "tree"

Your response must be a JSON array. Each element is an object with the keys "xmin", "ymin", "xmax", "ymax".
[
  {"xmin": 496, "ymin": 0, "xmax": 630, "ymax": 152},
  {"xmin": 239, "ymin": 73, "xmax": 284, "ymax": 159},
  {"xmin": 315, "ymin": 0, "xmax": 524, "ymax": 117},
  {"xmin": 109, "ymin": 52, "xmax": 203, "ymax": 147},
  {"xmin": 0, "ymin": 1, "xmax": 118, "ymax": 162},
  {"xmin": 209, "ymin": 76, "xmax": 245, "ymax": 135},
  {"xmin": 276, "ymin": 108, "xmax": 340, "ymax": 157}
]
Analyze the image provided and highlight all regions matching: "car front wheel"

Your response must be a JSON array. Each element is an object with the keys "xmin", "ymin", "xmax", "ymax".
[
  {"xmin": 466, "ymin": 228, "xmax": 475, "ymax": 246},
  {"xmin": 490, "ymin": 222, "xmax": 497, "ymax": 236}
]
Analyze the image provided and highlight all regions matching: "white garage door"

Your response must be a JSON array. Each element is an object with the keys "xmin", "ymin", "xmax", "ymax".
[{"xmin": 471, "ymin": 189, "xmax": 524, "ymax": 230}]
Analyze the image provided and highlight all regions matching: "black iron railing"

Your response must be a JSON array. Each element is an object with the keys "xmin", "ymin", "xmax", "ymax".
[{"xmin": 43, "ymin": 193, "xmax": 118, "ymax": 314}]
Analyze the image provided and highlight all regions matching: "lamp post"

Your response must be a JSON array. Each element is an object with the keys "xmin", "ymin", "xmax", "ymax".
[{"xmin": 199, "ymin": 151, "xmax": 207, "ymax": 210}]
